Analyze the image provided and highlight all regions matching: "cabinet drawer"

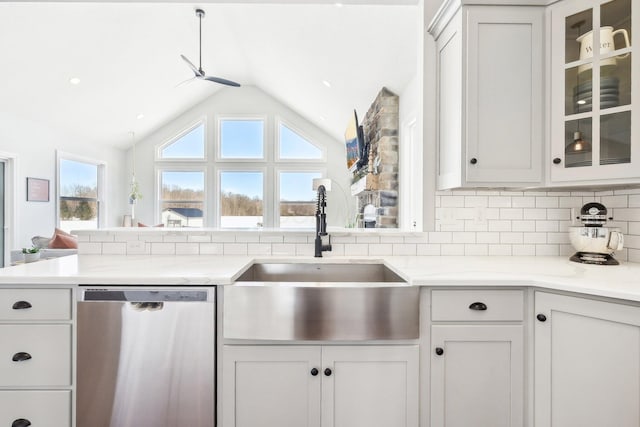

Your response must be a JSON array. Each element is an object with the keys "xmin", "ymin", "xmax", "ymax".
[
  {"xmin": 432, "ymin": 290, "xmax": 524, "ymax": 322},
  {"xmin": 0, "ymin": 289, "xmax": 71, "ymax": 320},
  {"xmin": 0, "ymin": 325, "xmax": 71, "ymax": 386},
  {"xmin": 0, "ymin": 390, "xmax": 71, "ymax": 427}
]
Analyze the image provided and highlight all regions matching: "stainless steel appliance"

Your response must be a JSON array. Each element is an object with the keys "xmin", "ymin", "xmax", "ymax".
[
  {"xmin": 569, "ymin": 202, "xmax": 624, "ymax": 265},
  {"xmin": 77, "ymin": 288, "xmax": 215, "ymax": 427}
]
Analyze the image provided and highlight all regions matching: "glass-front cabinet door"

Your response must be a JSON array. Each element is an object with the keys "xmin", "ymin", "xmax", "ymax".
[{"xmin": 550, "ymin": 0, "xmax": 638, "ymax": 183}]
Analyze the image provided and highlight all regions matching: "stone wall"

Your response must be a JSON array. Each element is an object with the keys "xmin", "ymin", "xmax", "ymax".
[{"xmin": 357, "ymin": 87, "xmax": 400, "ymax": 227}]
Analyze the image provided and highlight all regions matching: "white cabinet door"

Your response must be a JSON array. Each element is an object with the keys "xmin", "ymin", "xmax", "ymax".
[
  {"xmin": 535, "ymin": 292, "xmax": 640, "ymax": 427},
  {"xmin": 221, "ymin": 346, "xmax": 321, "ymax": 427},
  {"xmin": 549, "ymin": 0, "xmax": 639, "ymax": 185},
  {"xmin": 431, "ymin": 5, "xmax": 544, "ymax": 189},
  {"xmin": 466, "ymin": 7, "xmax": 543, "ymax": 184},
  {"xmin": 431, "ymin": 325, "xmax": 524, "ymax": 427},
  {"xmin": 321, "ymin": 346, "xmax": 419, "ymax": 427},
  {"xmin": 0, "ymin": 390, "xmax": 71, "ymax": 427}
]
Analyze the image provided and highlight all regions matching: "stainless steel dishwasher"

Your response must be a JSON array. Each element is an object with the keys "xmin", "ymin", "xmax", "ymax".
[{"xmin": 77, "ymin": 288, "xmax": 215, "ymax": 427}]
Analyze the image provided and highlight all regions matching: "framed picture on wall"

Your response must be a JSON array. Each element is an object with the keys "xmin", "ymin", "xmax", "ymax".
[{"xmin": 26, "ymin": 177, "xmax": 50, "ymax": 202}]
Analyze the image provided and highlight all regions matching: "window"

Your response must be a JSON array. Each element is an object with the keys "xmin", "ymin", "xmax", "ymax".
[
  {"xmin": 279, "ymin": 171, "xmax": 321, "ymax": 228},
  {"xmin": 220, "ymin": 119, "xmax": 264, "ymax": 159},
  {"xmin": 160, "ymin": 171, "xmax": 205, "ymax": 227},
  {"xmin": 58, "ymin": 158, "xmax": 100, "ymax": 232},
  {"xmin": 220, "ymin": 171, "xmax": 263, "ymax": 228},
  {"xmin": 159, "ymin": 123, "xmax": 205, "ymax": 159},
  {"xmin": 155, "ymin": 115, "xmax": 329, "ymax": 228},
  {"xmin": 278, "ymin": 123, "xmax": 323, "ymax": 159}
]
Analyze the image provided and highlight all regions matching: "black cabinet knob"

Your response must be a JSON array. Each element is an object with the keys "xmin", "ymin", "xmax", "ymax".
[
  {"xmin": 470, "ymin": 158, "xmax": 478, "ymax": 165},
  {"xmin": 468, "ymin": 302, "xmax": 487, "ymax": 311},
  {"xmin": 12, "ymin": 352, "xmax": 32, "ymax": 362},
  {"xmin": 12, "ymin": 301, "xmax": 32, "ymax": 310},
  {"xmin": 435, "ymin": 347, "xmax": 444, "ymax": 356},
  {"xmin": 537, "ymin": 314, "xmax": 547, "ymax": 322},
  {"xmin": 310, "ymin": 368, "xmax": 319, "ymax": 376},
  {"xmin": 553, "ymin": 157, "xmax": 562, "ymax": 164},
  {"xmin": 12, "ymin": 419, "xmax": 31, "ymax": 427},
  {"xmin": 324, "ymin": 368, "xmax": 332, "ymax": 376}
]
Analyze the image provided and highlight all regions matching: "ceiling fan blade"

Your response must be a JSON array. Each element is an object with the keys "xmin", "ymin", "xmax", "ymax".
[
  {"xmin": 175, "ymin": 76, "xmax": 197, "ymax": 88},
  {"xmin": 180, "ymin": 54, "xmax": 203, "ymax": 77},
  {"xmin": 203, "ymin": 75, "xmax": 241, "ymax": 87}
]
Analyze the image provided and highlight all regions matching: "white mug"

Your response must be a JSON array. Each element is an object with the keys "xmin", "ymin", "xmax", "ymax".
[
  {"xmin": 607, "ymin": 230, "xmax": 624, "ymax": 251},
  {"xmin": 576, "ymin": 26, "xmax": 630, "ymax": 73}
]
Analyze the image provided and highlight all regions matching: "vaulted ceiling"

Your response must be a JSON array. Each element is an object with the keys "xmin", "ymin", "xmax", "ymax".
[{"xmin": 0, "ymin": 1, "xmax": 419, "ymax": 149}]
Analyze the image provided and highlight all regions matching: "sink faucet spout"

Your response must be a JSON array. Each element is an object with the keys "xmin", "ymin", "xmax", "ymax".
[{"xmin": 314, "ymin": 185, "xmax": 332, "ymax": 257}]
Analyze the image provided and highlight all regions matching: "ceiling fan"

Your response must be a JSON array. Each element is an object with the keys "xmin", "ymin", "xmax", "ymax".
[{"xmin": 180, "ymin": 8, "xmax": 241, "ymax": 87}]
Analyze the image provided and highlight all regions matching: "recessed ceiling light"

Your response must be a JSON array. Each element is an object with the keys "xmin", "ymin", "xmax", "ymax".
[
  {"xmin": 319, "ymin": 115, "xmax": 326, "ymax": 121},
  {"xmin": 577, "ymin": 100, "xmax": 586, "ymax": 105},
  {"xmin": 136, "ymin": 113, "xmax": 145, "ymax": 120},
  {"xmin": 322, "ymin": 80, "xmax": 332, "ymax": 88},
  {"xmin": 335, "ymin": 2, "xmax": 344, "ymax": 7},
  {"xmin": 69, "ymin": 77, "xmax": 81, "ymax": 85}
]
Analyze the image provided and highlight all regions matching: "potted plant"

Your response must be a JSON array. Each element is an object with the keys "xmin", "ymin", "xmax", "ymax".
[{"xmin": 22, "ymin": 246, "xmax": 41, "ymax": 263}]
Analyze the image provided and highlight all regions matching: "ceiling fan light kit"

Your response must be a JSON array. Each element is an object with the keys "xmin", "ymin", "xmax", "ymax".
[{"xmin": 180, "ymin": 8, "xmax": 241, "ymax": 88}]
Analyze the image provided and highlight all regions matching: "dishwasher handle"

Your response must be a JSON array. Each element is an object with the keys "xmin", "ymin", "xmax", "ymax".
[{"xmin": 80, "ymin": 289, "xmax": 211, "ymax": 302}]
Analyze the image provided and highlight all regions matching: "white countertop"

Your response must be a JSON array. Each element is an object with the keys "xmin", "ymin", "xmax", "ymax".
[{"xmin": 1, "ymin": 255, "xmax": 639, "ymax": 302}]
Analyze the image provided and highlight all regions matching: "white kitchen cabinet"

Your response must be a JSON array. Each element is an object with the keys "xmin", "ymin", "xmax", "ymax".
[
  {"xmin": 428, "ymin": 2, "xmax": 544, "ymax": 189},
  {"xmin": 0, "ymin": 287, "xmax": 74, "ymax": 427},
  {"xmin": 221, "ymin": 345, "xmax": 419, "ymax": 427},
  {"xmin": 430, "ymin": 289, "xmax": 525, "ymax": 427},
  {"xmin": 549, "ymin": 0, "xmax": 640, "ymax": 185},
  {"xmin": 534, "ymin": 292, "xmax": 640, "ymax": 427}
]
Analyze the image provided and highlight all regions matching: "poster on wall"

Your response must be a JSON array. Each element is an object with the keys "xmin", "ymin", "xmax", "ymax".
[{"xmin": 26, "ymin": 177, "xmax": 50, "ymax": 202}]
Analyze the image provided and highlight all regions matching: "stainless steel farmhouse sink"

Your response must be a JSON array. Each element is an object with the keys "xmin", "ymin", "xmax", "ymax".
[
  {"xmin": 224, "ymin": 262, "xmax": 419, "ymax": 341},
  {"xmin": 234, "ymin": 262, "xmax": 406, "ymax": 284}
]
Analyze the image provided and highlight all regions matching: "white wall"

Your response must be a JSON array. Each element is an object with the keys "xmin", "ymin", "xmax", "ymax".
[
  {"xmin": 0, "ymin": 111, "xmax": 127, "ymax": 249},
  {"xmin": 127, "ymin": 85, "xmax": 353, "ymax": 228}
]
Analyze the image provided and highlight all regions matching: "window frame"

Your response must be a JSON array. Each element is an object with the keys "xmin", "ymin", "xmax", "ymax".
[
  {"xmin": 276, "ymin": 117, "xmax": 327, "ymax": 162},
  {"xmin": 56, "ymin": 151, "xmax": 106, "ymax": 230},
  {"xmin": 216, "ymin": 115, "xmax": 268, "ymax": 162},
  {"xmin": 216, "ymin": 165, "xmax": 268, "ymax": 229},
  {"xmin": 156, "ymin": 118, "xmax": 207, "ymax": 162},
  {"xmin": 155, "ymin": 165, "xmax": 207, "ymax": 227}
]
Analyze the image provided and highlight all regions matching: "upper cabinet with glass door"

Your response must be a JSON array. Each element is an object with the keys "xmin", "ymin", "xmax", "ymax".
[{"xmin": 550, "ymin": 0, "xmax": 638, "ymax": 184}]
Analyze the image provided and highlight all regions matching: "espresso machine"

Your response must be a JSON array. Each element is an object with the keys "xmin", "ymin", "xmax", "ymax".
[{"xmin": 568, "ymin": 202, "xmax": 624, "ymax": 265}]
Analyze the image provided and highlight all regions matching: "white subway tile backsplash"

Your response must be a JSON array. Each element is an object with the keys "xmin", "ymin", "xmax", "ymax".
[
  {"xmin": 223, "ymin": 243, "xmax": 248, "ymax": 255},
  {"xmin": 369, "ymin": 244, "xmax": 393, "ymax": 256},
  {"xmin": 176, "ymin": 243, "xmax": 200, "ymax": 255},
  {"xmin": 465, "ymin": 244, "xmax": 488, "ymax": 256},
  {"xmin": 512, "ymin": 221, "xmax": 536, "ymax": 232},
  {"xmin": 151, "ymin": 243, "xmax": 175, "ymax": 255},
  {"xmin": 74, "ymin": 187, "xmax": 640, "ymax": 262},
  {"xmin": 512, "ymin": 197, "xmax": 536, "ymax": 208},
  {"xmin": 488, "ymin": 196, "xmax": 511, "ymax": 208},
  {"xmin": 535, "ymin": 197, "xmax": 559, "ymax": 208},
  {"xmin": 476, "ymin": 232, "xmax": 500, "ymax": 244},
  {"xmin": 103, "ymin": 242, "xmax": 127, "ymax": 254},
  {"xmin": 523, "ymin": 209, "xmax": 547, "ymax": 220},
  {"xmin": 393, "ymin": 244, "xmax": 417, "ymax": 256},
  {"xmin": 535, "ymin": 220, "xmax": 559, "ymax": 232},
  {"xmin": 488, "ymin": 244, "xmax": 512, "ymax": 256},
  {"xmin": 441, "ymin": 244, "xmax": 465, "ymax": 255},
  {"xmin": 499, "ymin": 208, "xmax": 523, "ymax": 220},
  {"xmin": 417, "ymin": 244, "xmax": 441, "ymax": 256},
  {"xmin": 488, "ymin": 220, "xmax": 512, "ymax": 232},
  {"xmin": 199, "ymin": 243, "xmax": 224, "ymax": 255},
  {"xmin": 500, "ymin": 233, "xmax": 523, "ymax": 244},
  {"xmin": 452, "ymin": 232, "xmax": 475, "ymax": 244}
]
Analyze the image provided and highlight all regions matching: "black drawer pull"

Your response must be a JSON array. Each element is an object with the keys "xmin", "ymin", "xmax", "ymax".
[
  {"xmin": 12, "ymin": 301, "xmax": 32, "ymax": 310},
  {"xmin": 468, "ymin": 302, "xmax": 487, "ymax": 311},
  {"xmin": 12, "ymin": 419, "xmax": 31, "ymax": 427},
  {"xmin": 324, "ymin": 368, "xmax": 332, "ymax": 376},
  {"xmin": 12, "ymin": 352, "xmax": 32, "ymax": 362},
  {"xmin": 310, "ymin": 368, "xmax": 319, "ymax": 376},
  {"xmin": 435, "ymin": 347, "xmax": 444, "ymax": 356},
  {"xmin": 537, "ymin": 314, "xmax": 547, "ymax": 322}
]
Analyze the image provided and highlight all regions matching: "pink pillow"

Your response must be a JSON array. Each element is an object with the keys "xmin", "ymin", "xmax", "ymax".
[
  {"xmin": 49, "ymin": 233, "xmax": 78, "ymax": 249},
  {"xmin": 138, "ymin": 222, "xmax": 165, "ymax": 228}
]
